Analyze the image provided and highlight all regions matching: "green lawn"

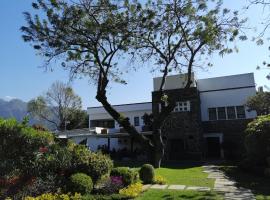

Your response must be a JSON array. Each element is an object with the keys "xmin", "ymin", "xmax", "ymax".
[
  {"xmin": 155, "ymin": 166, "xmax": 214, "ymax": 187},
  {"xmin": 219, "ymin": 166, "xmax": 270, "ymax": 200},
  {"xmin": 115, "ymin": 161, "xmax": 215, "ymax": 188},
  {"xmin": 135, "ymin": 189, "xmax": 223, "ymax": 200}
]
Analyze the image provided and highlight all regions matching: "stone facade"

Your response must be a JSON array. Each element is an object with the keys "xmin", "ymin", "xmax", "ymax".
[
  {"xmin": 152, "ymin": 87, "xmax": 203, "ymax": 160},
  {"xmin": 202, "ymin": 119, "xmax": 253, "ymax": 159}
]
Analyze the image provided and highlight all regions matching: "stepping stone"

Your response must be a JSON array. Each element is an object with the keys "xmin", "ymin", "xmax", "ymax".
[
  {"xmin": 167, "ymin": 185, "xmax": 186, "ymax": 190},
  {"xmin": 186, "ymin": 186, "xmax": 211, "ymax": 191},
  {"xmin": 142, "ymin": 184, "xmax": 151, "ymax": 191},
  {"xmin": 150, "ymin": 184, "xmax": 168, "ymax": 189}
]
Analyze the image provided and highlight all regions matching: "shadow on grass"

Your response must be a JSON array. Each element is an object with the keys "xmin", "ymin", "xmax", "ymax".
[
  {"xmin": 114, "ymin": 160, "xmax": 206, "ymax": 169},
  {"xmin": 219, "ymin": 166, "xmax": 270, "ymax": 197},
  {"xmin": 138, "ymin": 190, "xmax": 221, "ymax": 200}
]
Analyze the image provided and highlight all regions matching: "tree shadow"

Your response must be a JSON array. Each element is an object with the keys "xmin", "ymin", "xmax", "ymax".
[{"xmin": 219, "ymin": 166, "xmax": 270, "ymax": 197}]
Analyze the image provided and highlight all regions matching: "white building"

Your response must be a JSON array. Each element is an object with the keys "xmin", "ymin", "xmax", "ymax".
[{"xmin": 59, "ymin": 73, "xmax": 257, "ymax": 160}]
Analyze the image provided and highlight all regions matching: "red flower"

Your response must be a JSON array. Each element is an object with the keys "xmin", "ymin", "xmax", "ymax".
[{"xmin": 39, "ymin": 146, "xmax": 48, "ymax": 153}]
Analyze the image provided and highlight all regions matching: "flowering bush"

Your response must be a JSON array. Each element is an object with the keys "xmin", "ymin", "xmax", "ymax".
[
  {"xmin": 110, "ymin": 167, "xmax": 139, "ymax": 186},
  {"xmin": 97, "ymin": 176, "xmax": 124, "ymax": 194},
  {"xmin": 154, "ymin": 175, "xmax": 167, "ymax": 185},
  {"xmin": 119, "ymin": 183, "xmax": 143, "ymax": 198},
  {"xmin": 110, "ymin": 176, "xmax": 123, "ymax": 186},
  {"xmin": 24, "ymin": 193, "xmax": 82, "ymax": 200}
]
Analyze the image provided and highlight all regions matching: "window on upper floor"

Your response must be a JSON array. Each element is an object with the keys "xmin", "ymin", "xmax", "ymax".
[
  {"xmin": 208, "ymin": 108, "xmax": 217, "ymax": 120},
  {"xmin": 227, "ymin": 106, "xmax": 236, "ymax": 119},
  {"xmin": 134, "ymin": 116, "xmax": 140, "ymax": 126},
  {"xmin": 173, "ymin": 101, "xmax": 190, "ymax": 112},
  {"xmin": 236, "ymin": 106, "xmax": 246, "ymax": 119},
  {"xmin": 217, "ymin": 107, "xmax": 226, "ymax": 120},
  {"xmin": 208, "ymin": 106, "xmax": 246, "ymax": 121}
]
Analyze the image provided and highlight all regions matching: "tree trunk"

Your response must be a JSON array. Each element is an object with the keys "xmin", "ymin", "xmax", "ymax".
[{"xmin": 151, "ymin": 129, "xmax": 164, "ymax": 168}]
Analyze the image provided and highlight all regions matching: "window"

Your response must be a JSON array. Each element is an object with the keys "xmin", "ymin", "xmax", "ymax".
[
  {"xmin": 208, "ymin": 108, "xmax": 217, "ymax": 120},
  {"xmin": 227, "ymin": 106, "xmax": 236, "ymax": 119},
  {"xmin": 173, "ymin": 101, "xmax": 190, "ymax": 112},
  {"xmin": 217, "ymin": 107, "xmax": 226, "ymax": 120},
  {"xmin": 134, "ymin": 116, "xmax": 140, "ymax": 126},
  {"xmin": 236, "ymin": 106, "xmax": 246, "ymax": 119}
]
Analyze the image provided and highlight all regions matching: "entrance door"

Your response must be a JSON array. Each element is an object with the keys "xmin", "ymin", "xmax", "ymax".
[
  {"xmin": 206, "ymin": 137, "xmax": 221, "ymax": 158},
  {"xmin": 170, "ymin": 139, "xmax": 185, "ymax": 160}
]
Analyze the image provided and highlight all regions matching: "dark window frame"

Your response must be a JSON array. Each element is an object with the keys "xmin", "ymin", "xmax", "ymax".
[
  {"xmin": 134, "ymin": 116, "xmax": 140, "ymax": 126},
  {"xmin": 208, "ymin": 108, "xmax": 217, "ymax": 121}
]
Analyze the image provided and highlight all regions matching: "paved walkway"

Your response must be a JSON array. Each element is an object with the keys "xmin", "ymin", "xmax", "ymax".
[
  {"xmin": 203, "ymin": 165, "xmax": 255, "ymax": 200},
  {"xmin": 142, "ymin": 184, "xmax": 211, "ymax": 191}
]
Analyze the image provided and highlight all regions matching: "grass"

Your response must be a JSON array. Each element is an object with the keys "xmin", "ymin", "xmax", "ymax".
[
  {"xmin": 115, "ymin": 161, "xmax": 215, "ymax": 188},
  {"xmin": 135, "ymin": 189, "xmax": 223, "ymax": 200},
  {"xmin": 219, "ymin": 166, "xmax": 270, "ymax": 200}
]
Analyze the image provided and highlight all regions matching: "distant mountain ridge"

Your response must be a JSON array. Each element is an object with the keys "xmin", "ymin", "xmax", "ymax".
[{"xmin": 0, "ymin": 98, "xmax": 28, "ymax": 121}]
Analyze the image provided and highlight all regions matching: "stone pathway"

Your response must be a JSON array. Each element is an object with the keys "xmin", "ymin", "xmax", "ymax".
[
  {"xmin": 203, "ymin": 165, "xmax": 255, "ymax": 200},
  {"xmin": 142, "ymin": 184, "xmax": 211, "ymax": 191}
]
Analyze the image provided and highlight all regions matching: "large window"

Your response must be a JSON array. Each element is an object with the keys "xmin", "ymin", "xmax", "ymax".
[
  {"xmin": 217, "ymin": 107, "xmax": 226, "ymax": 120},
  {"xmin": 208, "ymin": 106, "xmax": 246, "ymax": 121},
  {"xmin": 208, "ymin": 108, "xmax": 217, "ymax": 120},
  {"xmin": 236, "ymin": 106, "xmax": 246, "ymax": 119},
  {"xmin": 173, "ymin": 101, "xmax": 190, "ymax": 112},
  {"xmin": 134, "ymin": 116, "xmax": 140, "ymax": 126},
  {"xmin": 227, "ymin": 106, "xmax": 236, "ymax": 119},
  {"xmin": 90, "ymin": 120, "xmax": 115, "ymax": 128}
]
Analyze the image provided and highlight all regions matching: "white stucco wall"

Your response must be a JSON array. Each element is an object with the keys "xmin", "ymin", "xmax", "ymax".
[
  {"xmin": 87, "ymin": 102, "xmax": 152, "ymax": 132},
  {"xmin": 197, "ymin": 73, "xmax": 257, "ymax": 121}
]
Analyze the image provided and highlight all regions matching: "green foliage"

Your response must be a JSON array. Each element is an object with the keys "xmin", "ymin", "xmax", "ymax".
[
  {"xmin": 110, "ymin": 167, "xmax": 139, "ymax": 186},
  {"xmin": 139, "ymin": 164, "xmax": 155, "ymax": 184},
  {"xmin": 246, "ymin": 92, "xmax": 270, "ymax": 115},
  {"xmin": 27, "ymin": 81, "xmax": 83, "ymax": 131},
  {"xmin": 0, "ymin": 118, "xmax": 54, "ymax": 176},
  {"xmin": 69, "ymin": 173, "xmax": 93, "ymax": 195},
  {"xmin": 119, "ymin": 182, "xmax": 143, "ymax": 198},
  {"xmin": 245, "ymin": 115, "xmax": 270, "ymax": 166},
  {"xmin": 70, "ymin": 144, "xmax": 113, "ymax": 183},
  {"xmin": 24, "ymin": 193, "xmax": 82, "ymax": 200}
]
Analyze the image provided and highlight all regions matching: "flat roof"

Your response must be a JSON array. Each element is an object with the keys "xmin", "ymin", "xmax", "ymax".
[{"xmin": 87, "ymin": 101, "xmax": 152, "ymax": 109}]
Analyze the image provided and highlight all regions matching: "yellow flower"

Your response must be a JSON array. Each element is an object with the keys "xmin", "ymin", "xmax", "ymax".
[{"xmin": 119, "ymin": 182, "xmax": 143, "ymax": 198}]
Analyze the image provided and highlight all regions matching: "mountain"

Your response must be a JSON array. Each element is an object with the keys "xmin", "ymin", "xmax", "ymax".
[{"xmin": 0, "ymin": 98, "xmax": 28, "ymax": 121}]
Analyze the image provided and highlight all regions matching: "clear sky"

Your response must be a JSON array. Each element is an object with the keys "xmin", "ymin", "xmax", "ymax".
[{"xmin": 0, "ymin": 0, "xmax": 270, "ymax": 109}]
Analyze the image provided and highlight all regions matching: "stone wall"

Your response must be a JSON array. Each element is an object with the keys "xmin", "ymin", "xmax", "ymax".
[{"xmin": 152, "ymin": 87, "xmax": 203, "ymax": 160}]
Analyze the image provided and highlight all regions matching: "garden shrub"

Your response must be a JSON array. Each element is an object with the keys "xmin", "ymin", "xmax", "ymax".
[
  {"xmin": 119, "ymin": 182, "xmax": 143, "ymax": 198},
  {"xmin": 69, "ymin": 173, "xmax": 93, "ymax": 194},
  {"xmin": 70, "ymin": 146, "xmax": 113, "ymax": 184},
  {"xmin": 244, "ymin": 115, "xmax": 270, "ymax": 166},
  {"xmin": 110, "ymin": 167, "xmax": 138, "ymax": 186},
  {"xmin": 82, "ymin": 194, "xmax": 129, "ymax": 200},
  {"xmin": 0, "ymin": 118, "xmax": 54, "ymax": 176},
  {"xmin": 139, "ymin": 164, "xmax": 155, "ymax": 184},
  {"xmin": 96, "ymin": 176, "xmax": 124, "ymax": 195},
  {"xmin": 154, "ymin": 175, "xmax": 167, "ymax": 185},
  {"xmin": 24, "ymin": 193, "xmax": 82, "ymax": 200},
  {"xmin": 10, "ymin": 175, "xmax": 62, "ymax": 199}
]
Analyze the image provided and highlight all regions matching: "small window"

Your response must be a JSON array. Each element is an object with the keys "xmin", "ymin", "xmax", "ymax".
[
  {"xmin": 134, "ymin": 116, "xmax": 140, "ymax": 126},
  {"xmin": 208, "ymin": 108, "xmax": 217, "ymax": 120},
  {"xmin": 173, "ymin": 101, "xmax": 190, "ymax": 112},
  {"xmin": 227, "ymin": 107, "xmax": 236, "ymax": 119},
  {"xmin": 218, "ymin": 107, "xmax": 226, "ymax": 120},
  {"xmin": 236, "ymin": 106, "xmax": 246, "ymax": 119}
]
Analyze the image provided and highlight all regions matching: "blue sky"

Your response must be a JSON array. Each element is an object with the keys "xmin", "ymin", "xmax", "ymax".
[{"xmin": 0, "ymin": 0, "xmax": 270, "ymax": 108}]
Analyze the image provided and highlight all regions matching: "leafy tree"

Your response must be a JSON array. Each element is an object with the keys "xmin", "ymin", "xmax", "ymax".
[
  {"xmin": 22, "ymin": 0, "xmax": 245, "ymax": 167},
  {"xmin": 247, "ymin": 91, "xmax": 270, "ymax": 115},
  {"xmin": 27, "ymin": 81, "xmax": 84, "ymax": 131}
]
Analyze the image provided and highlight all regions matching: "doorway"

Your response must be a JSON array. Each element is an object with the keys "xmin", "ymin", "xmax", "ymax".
[{"xmin": 204, "ymin": 133, "xmax": 224, "ymax": 159}]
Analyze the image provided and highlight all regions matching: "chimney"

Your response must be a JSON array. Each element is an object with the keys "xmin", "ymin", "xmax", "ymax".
[{"xmin": 258, "ymin": 86, "xmax": 264, "ymax": 92}]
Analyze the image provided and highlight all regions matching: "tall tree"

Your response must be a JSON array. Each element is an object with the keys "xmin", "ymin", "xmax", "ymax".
[
  {"xmin": 246, "ymin": 91, "xmax": 270, "ymax": 115},
  {"xmin": 22, "ymin": 0, "xmax": 245, "ymax": 167},
  {"xmin": 28, "ymin": 81, "xmax": 84, "ymax": 130}
]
